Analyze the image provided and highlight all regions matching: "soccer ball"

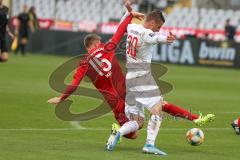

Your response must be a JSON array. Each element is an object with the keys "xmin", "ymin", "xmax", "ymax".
[{"xmin": 186, "ymin": 128, "xmax": 204, "ymax": 146}]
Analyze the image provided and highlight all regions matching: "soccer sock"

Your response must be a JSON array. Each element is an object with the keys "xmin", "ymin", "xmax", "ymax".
[
  {"xmin": 146, "ymin": 115, "xmax": 162, "ymax": 146},
  {"xmin": 163, "ymin": 103, "xmax": 199, "ymax": 121},
  {"xmin": 118, "ymin": 121, "xmax": 139, "ymax": 136}
]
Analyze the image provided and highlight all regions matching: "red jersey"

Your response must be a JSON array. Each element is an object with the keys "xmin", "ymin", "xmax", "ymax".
[{"xmin": 60, "ymin": 14, "xmax": 133, "ymax": 102}]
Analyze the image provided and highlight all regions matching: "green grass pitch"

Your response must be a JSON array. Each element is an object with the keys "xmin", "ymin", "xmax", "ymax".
[{"xmin": 0, "ymin": 54, "xmax": 239, "ymax": 160}]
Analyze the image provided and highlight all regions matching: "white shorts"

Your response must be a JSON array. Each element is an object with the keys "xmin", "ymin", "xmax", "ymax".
[
  {"xmin": 125, "ymin": 71, "xmax": 163, "ymax": 119},
  {"xmin": 125, "ymin": 96, "xmax": 162, "ymax": 119}
]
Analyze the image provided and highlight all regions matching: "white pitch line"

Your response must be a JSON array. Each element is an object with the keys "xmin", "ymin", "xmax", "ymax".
[
  {"xmin": 212, "ymin": 112, "xmax": 240, "ymax": 114},
  {"xmin": 69, "ymin": 121, "xmax": 87, "ymax": 130},
  {"xmin": 98, "ymin": 112, "xmax": 240, "ymax": 118},
  {"xmin": 0, "ymin": 127, "xmax": 232, "ymax": 131}
]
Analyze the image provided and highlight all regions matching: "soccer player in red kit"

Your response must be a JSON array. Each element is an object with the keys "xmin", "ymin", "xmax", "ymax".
[{"xmin": 48, "ymin": 4, "xmax": 145, "ymax": 138}]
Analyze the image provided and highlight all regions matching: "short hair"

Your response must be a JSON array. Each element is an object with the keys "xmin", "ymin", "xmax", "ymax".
[
  {"xmin": 146, "ymin": 10, "xmax": 165, "ymax": 23},
  {"xmin": 84, "ymin": 34, "xmax": 101, "ymax": 48}
]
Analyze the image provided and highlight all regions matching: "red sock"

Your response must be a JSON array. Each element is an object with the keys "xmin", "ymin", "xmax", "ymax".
[
  {"xmin": 163, "ymin": 103, "xmax": 199, "ymax": 121},
  {"xmin": 238, "ymin": 118, "xmax": 240, "ymax": 127}
]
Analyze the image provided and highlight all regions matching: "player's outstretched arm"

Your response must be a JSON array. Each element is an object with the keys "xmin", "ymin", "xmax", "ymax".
[
  {"xmin": 142, "ymin": 31, "xmax": 176, "ymax": 45},
  {"xmin": 119, "ymin": 0, "xmax": 132, "ymax": 24},
  {"xmin": 111, "ymin": 12, "xmax": 144, "ymax": 46},
  {"xmin": 123, "ymin": 0, "xmax": 145, "ymax": 21},
  {"xmin": 166, "ymin": 32, "xmax": 176, "ymax": 44},
  {"xmin": 48, "ymin": 97, "xmax": 62, "ymax": 105},
  {"xmin": 109, "ymin": 0, "xmax": 144, "ymax": 46},
  {"xmin": 125, "ymin": 0, "xmax": 132, "ymax": 13},
  {"xmin": 47, "ymin": 60, "xmax": 89, "ymax": 105}
]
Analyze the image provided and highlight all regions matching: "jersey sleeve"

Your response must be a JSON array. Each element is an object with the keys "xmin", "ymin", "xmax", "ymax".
[
  {"xmin": 110, "ymin": 13, "xmax": 133, "ymax": 46},
  {"xmin": 119, "ymin": 11, "xmax": 129, "ymax": 24},
  {"xmin": 60, "ymin": 58, "xmax": 89, "ymax": 100},
  {"xmin": 142, "ymin": 31, "xmax": 168, "ymax": 44}
]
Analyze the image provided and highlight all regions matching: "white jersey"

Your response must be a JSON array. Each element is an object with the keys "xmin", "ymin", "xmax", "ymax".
[
  {"xmin": 126, "ymin": 24, "xmax": 167, "ymax": 64},
  {"xmin": 125, "ymin": 24, "xmax": 167, "ymax": 116}
]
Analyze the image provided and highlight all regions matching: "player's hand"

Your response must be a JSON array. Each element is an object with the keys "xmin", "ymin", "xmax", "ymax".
[
  {"xmin": 47, "ymin": 97, "xmax": 62, "ymax": 105},
  {"xmin": 167, "ymin": 32, "xmax": 176, "ymax": 44},
  {"xmin": 131, "ymin": 11, "xmax": 145, "ymax": 21},
  {"xmin": 124, "ymin": 0, "xmax": 132, "ymax": 13}
]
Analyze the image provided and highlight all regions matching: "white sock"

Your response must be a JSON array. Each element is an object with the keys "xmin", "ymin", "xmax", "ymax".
[
  {"xmin": 146, "ymin": 115, "xmax": 162, "ymax": 146},
  {"xmin": 118, "ymin": 121, "xmax": 139, "ymax": 136}
]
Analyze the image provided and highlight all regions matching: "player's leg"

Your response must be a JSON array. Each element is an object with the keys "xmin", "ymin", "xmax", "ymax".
[
  {"xmin": 106, "ymin": 114, "xmax": 143, "ymax": 151},
  {"xmin": 108, "ymin": 98, "xmax": 139, "ymax": 140},
  {"xmin": 114, "ymin": 99, "xmax": 140, "ymax": 139},
  {"xmin": 231, "ymin": 117, "xmax": 240, "ymax": 135},
  {"xmin": 118, "ymin": 113, "xmax": 144, "ymax": 136},
  {"xmin": 106, "ymin": 103, "xmax": 144, "ymax": 151},
  {"xmin": 18, "ymin": 30, "xmax": 28, "ymax": 55},
  {"xmin": 0, "ymin": 53, "xmax": 1, "ymax": 62},
  {"xmin": 139, "ymin": 97, "xmax": 167, "ymax": 156},
  {"xmin": 107, "ymin": 82, "xmax": 145, "ymax": 145},
  {"xmin": 116, "ymin": 88, "xmax": 146, "ymax": 137},
  {"xmin": 162, "ymin": 101, "xmax": 215, "ymax": 126},
  {"xmin": 20, "ymin": 37, "xmax": 27, "ymax": 55},
  {"xmin": 162, "ymin": 101, "xmax": 199, "ymax": 120},
  {"xmin": 127, "ymin": 71, "xmax": 166, "ymax": 155},
  {"xmin": 0, "ymin": 38, "xmax": 9, "ymax": 62},
  {"xmin": 105, "ymin": 95, "xmax": 140, "ymax": 149}
]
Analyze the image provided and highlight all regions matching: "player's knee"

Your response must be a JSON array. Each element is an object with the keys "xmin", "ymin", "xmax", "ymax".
[
  {"xmin": 150, "ymin": 103, "xmax": 162, "ymax": 116},
  {"xmin": 135, "ymin": 117, "xmax": 144, "ymax": 129}
]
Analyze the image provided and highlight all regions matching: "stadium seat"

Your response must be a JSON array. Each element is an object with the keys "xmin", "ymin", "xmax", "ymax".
[
  {"xmin": 12, "ymin": 0, "xmax": 125, "ymax": 23},
  {"xmin": 164, "ymin": 6, "xmax": 239, "ymax": 31},
  {"xmin": 11, "ymin": 0, "xmax": 240, "ymax": 34}
]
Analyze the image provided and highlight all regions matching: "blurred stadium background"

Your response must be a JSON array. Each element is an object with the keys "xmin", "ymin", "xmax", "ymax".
[
  {"xmin": 10, "ymin": 0, "xmax": 240, "ymax": 37},
  {"xmin": 0, "ymin": 0, "xmax": 240, "ymax": 160},
  {"xmin": 2, "ymin": 0, "xmax": 240, "ymax": 68}
]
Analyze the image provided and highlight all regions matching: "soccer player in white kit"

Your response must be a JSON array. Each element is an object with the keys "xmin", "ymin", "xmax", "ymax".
[{"xmin": 106, "ymin": 11, "xmax": 176, "ymax": 155}]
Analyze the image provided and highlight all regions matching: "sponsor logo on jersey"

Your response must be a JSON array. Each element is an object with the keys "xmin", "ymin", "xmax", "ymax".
[
  {"xmin": 149, "ymin": 33, "xmax": 155, "ymax": 37},
  {"xmin": 130, "ymin": 30, "xmax": 141, "ymax": 36}
]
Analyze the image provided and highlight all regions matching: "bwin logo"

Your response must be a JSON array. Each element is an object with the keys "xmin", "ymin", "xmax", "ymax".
[{"xmin": 199, "ymin": 42, "xmax": 236, "ymax": 61}]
